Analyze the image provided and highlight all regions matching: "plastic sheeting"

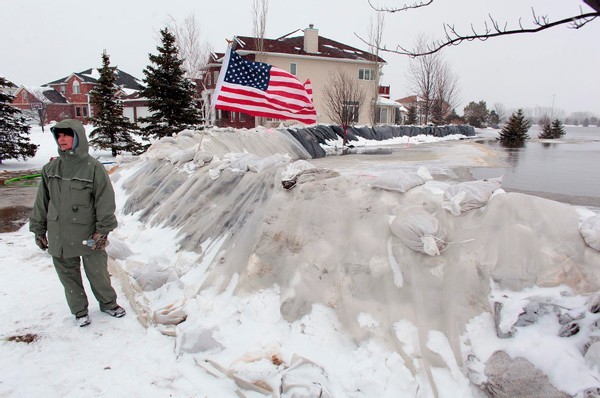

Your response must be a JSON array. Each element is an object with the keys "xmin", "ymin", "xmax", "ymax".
[{"xmin": 111, "ymin": 128, "xmax": 600, "ymax": 397}]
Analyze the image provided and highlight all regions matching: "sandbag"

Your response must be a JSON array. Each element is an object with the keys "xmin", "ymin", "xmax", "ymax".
[
  {"xmin": 580, "ymin": 215, "xmax": 600, "ymax": 251},
  {"xmin": 442, "ymin": 177, "xmax": 502, "ymax": 215},
  {"xmin": 390, "ymin": 207, "xmax": 447, "ymax": 256},
  {"xmin": 371, "ymin": 167, "xmax": 432, "ymax": 193}
]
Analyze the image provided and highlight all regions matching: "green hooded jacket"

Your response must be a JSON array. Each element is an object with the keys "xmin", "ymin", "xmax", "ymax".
[{"xmin": 29, "ymin": 119, "xmax": 118, "ymax": 258}]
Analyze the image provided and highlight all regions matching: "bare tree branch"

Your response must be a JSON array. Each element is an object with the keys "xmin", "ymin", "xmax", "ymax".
[
  {"xmin": 357, "ymin": 1, "xmax": 599, "ymax": 57},
  {"xmin": 368, "ymin": 0, "xmax": 433, "ymax": 13},
  {"xmin": 166, "ymin": 14, "xmax": 212, "ymax": 78}
]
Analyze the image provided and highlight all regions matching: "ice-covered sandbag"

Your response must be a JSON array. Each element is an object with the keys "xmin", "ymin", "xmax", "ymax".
[
  {"xmin": 371, "ymin": 167, "xmax": 432, "ymax": 193},
  {"xmin": 282, "ymin": 159, "xmax": 316, "ymax": 181},
  {"xmin": 226, "ymin": 152, "xmax": 262, "ymax": 172},
  {"xmin": 167, "ymin": 146, "xmax": 197, "ymax": 165},
  {"xmin": 442, "ymin": 177, "xmax": 502, "ymax": 215},
  {"xmin": 248, "ymin": 153, "xmax": 290, "ymax": 173},
  {"xmin": 580, "ymin": 215, "xmax": 600, "ymax": 251},
  {"xmin": 390, "ymin": 207, "xmax": 447, "ymax": 256}
]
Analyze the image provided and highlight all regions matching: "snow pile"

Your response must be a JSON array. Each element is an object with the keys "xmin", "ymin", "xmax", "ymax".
[
  {"xmin": 463, "ymin": 284, "xmax": 600, "ymax": 397},
  {"xmin": 104, "ymin": 127, "xmax": 600, "ymax": 396}
]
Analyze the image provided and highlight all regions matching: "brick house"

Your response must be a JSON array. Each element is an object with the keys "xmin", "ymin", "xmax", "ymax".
[
  {"xmin": 12, "ymin": 68, "xmax": 145, "ymax": 124},
  {"xmin": 11, "ymin": 86, "xmax": 70, "ymax": 123},
  {"xmin": 203, "ymin": 25, "xmax": 397, "ymax": 128}
]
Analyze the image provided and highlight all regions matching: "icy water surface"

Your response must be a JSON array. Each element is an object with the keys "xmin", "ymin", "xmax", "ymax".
[{"xmin": 470, "ymin": 126, "xmax": 600, "ymax": 207}]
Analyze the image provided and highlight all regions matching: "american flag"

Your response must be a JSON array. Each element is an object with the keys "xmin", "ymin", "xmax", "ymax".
[{"xmin": 212, "ymin": 47, "xmax": 317, "ymax": 124}]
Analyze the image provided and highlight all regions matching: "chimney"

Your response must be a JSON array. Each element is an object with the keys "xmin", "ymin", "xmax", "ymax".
[{"xmin": 303, "ymin": 24, "xmax": 318, "ymax": 54}]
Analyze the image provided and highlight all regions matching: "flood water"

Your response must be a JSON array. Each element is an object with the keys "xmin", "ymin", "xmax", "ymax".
[{"xmin": 470, "ymin": 125, "xmax": 600, "ymax": 208}]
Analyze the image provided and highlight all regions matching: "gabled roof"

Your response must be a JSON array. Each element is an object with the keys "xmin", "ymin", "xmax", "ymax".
[
  {"xmin": 17, "ymin": 86, "xmax": 68, "ymax": 104},
  {"xmin": 45, "ymin": 68, "xmax": 144, "ymax": 91},
  {"xmin": 396, "ymin": 95, "xmax": 421, "ymax": 104},
  {"xmin": 232, "ymin": 33, "xmax": 386, "ymax": 64}
]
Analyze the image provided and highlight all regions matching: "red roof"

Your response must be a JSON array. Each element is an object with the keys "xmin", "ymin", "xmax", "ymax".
[{"xmin": 221, "ymin": 33, "xmax": 386, "ymax": 64}]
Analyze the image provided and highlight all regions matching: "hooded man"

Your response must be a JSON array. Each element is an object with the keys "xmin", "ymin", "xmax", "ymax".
[{"xmin": 29, "ymin": 119, "xmax": 125, "ymax": 327}]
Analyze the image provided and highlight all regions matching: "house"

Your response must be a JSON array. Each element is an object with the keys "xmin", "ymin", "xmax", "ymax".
[
  {"xmin": 11, "ymin": 86, "xmax": 70, "ymax": 124},
  {"xmin": 12, "ymin": 68, "xmax": 146, "ymax": 124},
  {"xmin": 203, "ymin": 25, "xmax": 397, "ymax": 128},
  {"xmin": 396, "ymin": 95, "xmax": 427, "ymax": 125},
  {"xmin": 377, "ymin": 85, "xmax": 407, "ymax": 125},
  {"xmin": 396, "ymin": 95, "xmax": 455, "ymax": 125}
]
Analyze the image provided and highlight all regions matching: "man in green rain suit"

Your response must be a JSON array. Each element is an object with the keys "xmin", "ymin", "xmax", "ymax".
[{"xmin": 29, "ymin": 119, "xmax": 125, "ymax": 327}]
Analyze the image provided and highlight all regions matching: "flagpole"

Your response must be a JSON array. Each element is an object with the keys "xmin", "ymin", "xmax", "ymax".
[{"xmin": 209, "ymin": 41, "xmax": 234, "ymax": 115}]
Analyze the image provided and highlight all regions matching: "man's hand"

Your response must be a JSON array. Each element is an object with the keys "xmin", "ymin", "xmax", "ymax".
[
  {"xmin": 89, "ymin": 232, "xmax": 108, "ymax": 251},
  {"xmin": 35, "ymin": 234, "xmax": 48, "ymax": 251}
]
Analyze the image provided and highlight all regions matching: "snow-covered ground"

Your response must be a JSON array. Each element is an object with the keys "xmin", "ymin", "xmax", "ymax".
[{"xmin": 1, "ymin": 125, "xmax": 600, "ymax": 397}]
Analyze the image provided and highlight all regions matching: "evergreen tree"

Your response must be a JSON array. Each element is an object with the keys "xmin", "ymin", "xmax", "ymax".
[
  {"xmin": 538, "ymin": 118, "xmax": 565, "ymax": 139},
  {"xmin": 0, "ymin": 76, "xmax": 37, "ymax": 164},
  {"xmin": 139, "ymin": 28, "xmax": 202, "ymax": 139},
  {"xmin": 406, "ymin": 105, "xmax": 418, "ymax": 125},
  {"xmin": 89, "ymin": 51, "xmax": 143, "ymax": 156},
  {"xmin": 538, "ymin": 121, "xmax": 553, "ymax": 139},
  {"xmin": 550, "ymin": 119, "xmax": 565, "ymax": 138},
  {"xmin": 463, "ymin": 100, "xmax": 489, "ymax": 128},
  {"xmin": 498, "ymin": 109, "xmax": 531, "ymax": 147},
  {"xmin": 489, "ymin": 110, "xmax": 500, "ymax": 128}
]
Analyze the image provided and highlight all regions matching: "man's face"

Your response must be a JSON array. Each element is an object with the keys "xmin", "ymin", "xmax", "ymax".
[{"xmin": 57, "ymin": 132, "xmax": 74, "ymax": 151}]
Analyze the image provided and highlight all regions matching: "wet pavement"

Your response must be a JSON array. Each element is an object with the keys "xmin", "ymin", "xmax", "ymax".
[{"xmin": 0, "ymin": 170, "xmax": 39, "ymax": 232}]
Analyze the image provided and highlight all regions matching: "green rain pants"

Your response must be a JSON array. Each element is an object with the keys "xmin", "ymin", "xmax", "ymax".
[{"xmin": 52, "ymin": 251, "xmax": 117, "ymax": 318}]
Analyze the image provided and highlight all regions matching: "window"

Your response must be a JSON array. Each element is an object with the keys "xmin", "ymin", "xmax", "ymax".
[
  {"xmin": 82, "ymin": 106, "xmax": 88, "ymax": 117},
  {"xmin": 60, "ymin": 85, "xmax": 66, "ymax": 94},
  {"xmin": 73, "ymin": 80, "xmax": 80, "ymax": 94},
  {"xmin": 213, "ymin": 71, "xmax": 219, "ymax": 86},
  {"xmin": 342, "ymin": 101, "xmax": 359, "ymax": 123},
  {"xmin": 290, "ymin": 63, "xmax": 297, "ymax": 75},
  {"xmin": 359, "ymin": 68, "xmax": 376, "ymax": 81},
  {"xmin": 76, "ymin": 107, "xmax": 81, "ymax": 117},
  {"xmin": 378, "ymin": 107, "xmax": 388, "ymax": 124}
]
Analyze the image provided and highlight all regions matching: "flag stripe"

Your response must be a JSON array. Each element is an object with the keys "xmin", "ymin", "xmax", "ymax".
[
  {"xmin": 216, "ymin": 93, "xmax": 316, "ymax": 116},
  {"xmin": 216, "ymin": 103, "xmax": 317, "ymax": 123},
  {"xmin": 212, "ymin": 47, "xmax": 316, "ymax": 124},
  {"xmin": 220, "ymin": 85, "xmax": 311, "ymax": 112}
]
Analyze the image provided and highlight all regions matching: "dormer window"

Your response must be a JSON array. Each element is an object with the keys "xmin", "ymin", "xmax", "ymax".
[{"xmin": 73, "ymin": 80, "xmax": 80, "ymax": 94}]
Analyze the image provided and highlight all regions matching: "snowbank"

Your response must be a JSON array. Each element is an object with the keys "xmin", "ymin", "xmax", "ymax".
[{"xmin": 105, "ymin": 127, "xmax": 600, "ymax": 397}]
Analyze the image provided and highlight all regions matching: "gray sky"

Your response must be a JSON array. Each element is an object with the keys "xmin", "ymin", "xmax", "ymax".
[{"xmin": 2, "ymin": 0, "xmax": 598, "ymax": 116}]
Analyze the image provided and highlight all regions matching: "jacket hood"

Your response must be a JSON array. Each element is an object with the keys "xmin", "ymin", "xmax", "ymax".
[{"xmin": 50, "ymin": 119, "xmax": 89, "ymax": 158}]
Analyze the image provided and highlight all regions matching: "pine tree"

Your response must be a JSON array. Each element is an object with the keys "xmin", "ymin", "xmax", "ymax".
[
  {"xmin": 550, "ymin": 119, "xmax": 565, "ymax": 138},
  {"xmin": 538, "ymin": 121, "xmax": 554, "ymax": 139},
  {"xmin": 89, "ymin": 51, "xmax": 143, "ymax": 156},
  {"xmin": 406, "ymin": 105, "xmax": 418, "ymax": 125},
  {"xmin": 498, "ymin": 109, "xmax": 531, "ymax": 147},
  {"xmin": 139, "ymin": 28, "xmax": 202, "ymax": 139},
  {"xmin": 0, "ymin": 76, "xmax": 37, "ymax": 164}
]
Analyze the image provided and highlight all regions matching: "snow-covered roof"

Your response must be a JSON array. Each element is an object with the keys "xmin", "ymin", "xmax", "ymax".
[
  {"xmin": 376, "ymin": 96, "xmax": 405, "ymax": 109},
  {"xmin": 22, "ymin": 85, "xmax": 67, "ymax": 104}
]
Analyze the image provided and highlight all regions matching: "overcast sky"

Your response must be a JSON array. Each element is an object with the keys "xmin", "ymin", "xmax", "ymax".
[{"xmin": 2, "ymin": 0, "xmax": 598, "ymax": 116}]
